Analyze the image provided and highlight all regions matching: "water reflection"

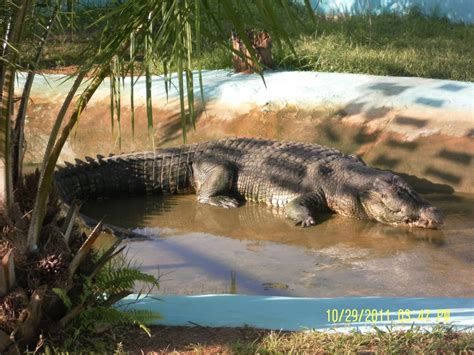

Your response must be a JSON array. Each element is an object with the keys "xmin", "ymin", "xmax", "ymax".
[
  {"xmin": 83, "ymin": 193, "xmax": 474, "ymax": 297},
  {"xmin": 85, "ymin": 195, "xmax": 445, "ymax": 248}
]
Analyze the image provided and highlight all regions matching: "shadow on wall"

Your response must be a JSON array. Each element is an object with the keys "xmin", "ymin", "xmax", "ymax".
[
  {"xmin": 313, "ymin": 80, "xmax": 474, "ymax": 193},
  {"xmin": 312, "ymin": 0, "xmax": 474, "ymax": 24}
]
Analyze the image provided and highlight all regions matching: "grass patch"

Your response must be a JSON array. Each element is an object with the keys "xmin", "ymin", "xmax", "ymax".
[
  {"xmin": 46, "ymin": 324, "xmax": 474, "ymax": 353},
  {"xmin": 232, "ymin": 326, "xmax": 474, "ymax": 354},
  {"xmin": 275, "ymin": 11, "xmax": 473, "ymax": 81},
  {"xmin": 33, "ymin": 10, "xmax": 474, "ymax": 81}
]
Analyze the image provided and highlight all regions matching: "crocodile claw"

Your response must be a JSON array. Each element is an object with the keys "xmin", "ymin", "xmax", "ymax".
[
  {"xmin": 198, "ymin": 196, "xmax": 239, "ymax": 209},
  {"xmin": 295, "ymin": 216, "xmax": 316, "ymax": 228},
  {"xmin": 220, "ymin": 197, "xmax": 240, "ymax": 208}
]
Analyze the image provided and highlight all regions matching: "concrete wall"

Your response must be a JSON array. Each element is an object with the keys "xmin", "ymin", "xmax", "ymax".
[
  {"xmin": 310, "ymin": 0, "xmax": 474, "ymax": 24},
  {"xmin": 17, "ymin": 70, "xmax": 474, "ymax": 194}
]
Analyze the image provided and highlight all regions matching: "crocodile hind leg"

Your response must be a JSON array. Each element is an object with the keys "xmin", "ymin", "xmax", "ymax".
[
  {"xmin": 192, "ymin": 157, "xmax": 239, "ymax": 208},
  {"xmin": 284, "ymin": 193, "xmax": 326, "ymax": 227}
]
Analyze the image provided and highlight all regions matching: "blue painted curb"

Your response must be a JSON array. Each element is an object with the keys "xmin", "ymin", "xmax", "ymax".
[{"xmin": 116, "ymin": 295, "xmax": 474, "ymax": 332}]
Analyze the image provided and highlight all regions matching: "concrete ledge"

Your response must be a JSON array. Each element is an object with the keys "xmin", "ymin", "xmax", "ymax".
[
  {"xmin": 19, "ymin": 70, "xmax": 474, "ymax": 193},
  {"xmin": 20, "ymin": 70, "xmax": 474, "ymax": 120},
  {"xmin": 116, "ymin": 295, "xmax": 474, "ymax": 332}
]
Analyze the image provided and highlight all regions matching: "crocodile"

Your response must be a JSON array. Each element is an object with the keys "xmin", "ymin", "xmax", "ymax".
[{"xmin": 55, "ymin": 137, "xmax": 443, "ymax": 229}]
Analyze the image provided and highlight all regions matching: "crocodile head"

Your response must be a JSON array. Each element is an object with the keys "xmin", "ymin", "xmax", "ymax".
[{"xmin": 359, "ymin": 175, "xmax": 443, "ymax": 229}]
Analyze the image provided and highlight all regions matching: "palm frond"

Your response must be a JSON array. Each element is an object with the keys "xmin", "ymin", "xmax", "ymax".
[{"xmin": 95, "ymin": 267, "xmax": 159, "ymax": 297}]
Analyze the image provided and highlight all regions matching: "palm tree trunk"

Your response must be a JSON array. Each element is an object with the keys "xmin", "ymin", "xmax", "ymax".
[
  {"xmin": 0, "ymin": 67, "xmax": 15, "ymax": 220},
  {"xmin": 0, "ymin": 0, "xmax": 32, "ymax": 220},
  {"xmin": 27, "ymin": 66, "xmax": 110, "ymax": 253},
  {"xmin": 12, "ymin": 5, "xmax": 59, "ymax": 186}
]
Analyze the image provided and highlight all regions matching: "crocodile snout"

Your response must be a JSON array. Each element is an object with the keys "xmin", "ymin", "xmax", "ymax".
[{"xmin": 418, "ymin": 206, "xmax": 444, "ymax": 229}]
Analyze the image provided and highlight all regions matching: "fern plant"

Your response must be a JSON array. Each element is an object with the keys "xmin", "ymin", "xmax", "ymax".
[{"xmin": 49, "ymin": 248, "xmax": 161, "ymax": 351}]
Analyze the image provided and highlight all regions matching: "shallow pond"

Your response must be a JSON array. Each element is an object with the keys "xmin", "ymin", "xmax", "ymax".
[{"xmin": 82, "ymin": 193, "xmax": 474, "ymax": 297}]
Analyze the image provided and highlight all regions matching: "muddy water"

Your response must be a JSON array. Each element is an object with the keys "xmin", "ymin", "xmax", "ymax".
[{"xmin": 82, "ymin": 193, "xmax": 474, "ymax": 297}]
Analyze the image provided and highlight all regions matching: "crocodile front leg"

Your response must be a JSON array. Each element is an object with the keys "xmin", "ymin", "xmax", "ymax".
[
  {"xmin": 192, "ymin": 156, "xmax": 239, "ymax": 208},
  {"xmin": 284, "ymin": 193, "xmax": 326, "ymax": 227}
]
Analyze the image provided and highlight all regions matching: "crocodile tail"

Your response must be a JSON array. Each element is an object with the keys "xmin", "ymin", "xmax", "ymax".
[{"xmin": 55, "ymin": 146, "xmax": 198, "ymax": 203}]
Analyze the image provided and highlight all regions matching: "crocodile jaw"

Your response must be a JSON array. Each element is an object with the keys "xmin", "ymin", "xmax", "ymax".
[{"xmin": 402, "ymin": 206, "xmax": 444, "ymax": 229}]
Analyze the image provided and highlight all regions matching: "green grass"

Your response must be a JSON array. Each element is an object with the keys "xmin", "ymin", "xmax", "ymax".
[
  {"xmin": 195, "ymin": 11, "xmax": 474, "ymax": 81},
  {"xmin": 36, "ymin": 10, "xmax": 473, "ymax": 82},
  {"xmin": 231, "ymin": 326, "xmax": 474, "ymax": 354},
  {"xmin": 43, "ymin": 324, "xmax": 474, "ymax": 353},
  {"xmin": 275, "ymin": 11, "xmax": 474, "ymax": 81}
]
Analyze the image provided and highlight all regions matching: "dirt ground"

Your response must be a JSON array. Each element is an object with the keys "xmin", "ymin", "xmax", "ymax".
[{"xmin": 121, "ymin": 325, "xmax": 273, "ymax": 354}]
